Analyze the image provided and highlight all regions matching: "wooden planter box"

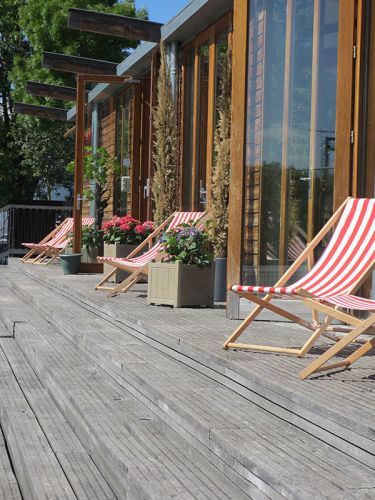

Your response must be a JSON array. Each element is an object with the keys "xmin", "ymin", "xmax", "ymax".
[
  {"xmin": 103, "ymin": 243, "xmax": 138, "ymax": 283},
  {"xmin": 147, "ymin": 261, "xmax": 215, "ymax": 308}
]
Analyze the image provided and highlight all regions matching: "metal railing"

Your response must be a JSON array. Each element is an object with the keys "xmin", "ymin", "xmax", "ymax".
[{"xmin": 0, "ymin": 204, "xmax": 73, "ymax": 263}]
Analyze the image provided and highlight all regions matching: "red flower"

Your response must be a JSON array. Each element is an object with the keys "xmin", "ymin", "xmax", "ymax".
[
  {"xmin": 101, "ymin": 220, "xmax": 114, "ymax": 231},
  {"xmin": 135, "ymin": 224, "xmax": 146, "ymax": 234},
  {"xmin": 114, "ymin": 216, "xmax": 123, "ymax": 227},
  {"xmin": 119, "ymin": 223, "xmax": 131, "ymax": 232}
]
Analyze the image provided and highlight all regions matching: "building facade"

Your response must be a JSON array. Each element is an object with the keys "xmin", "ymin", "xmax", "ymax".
[{"xmin": 69, "ymin": 0, "xmax": 374, "ymax": 300}]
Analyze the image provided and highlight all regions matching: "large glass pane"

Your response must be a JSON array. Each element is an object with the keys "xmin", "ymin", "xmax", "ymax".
[
  {"xmin": 196, "ymin": 42, "xmax": 210, "ymax": 209},
  {"xmin": 242, "ymin": 0, "xmax": 339, "ymax": 285},
  {"xmin": 114, "ymin": 89, "xmax": 133, "ymax": 216},
  {"xmin": 183, "ymin": 48, "xmax": 195, "ymax": 209}
]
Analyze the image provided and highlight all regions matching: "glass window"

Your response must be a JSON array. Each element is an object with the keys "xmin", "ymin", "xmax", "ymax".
[
  {"xmin": 242, "ymin": 0, "xmax": 339, "ymax": 285},
  {"xmin": 114, "ymin": 89, "xmax": 133, "ymax": 216},
  {"xmin": 183, "ymin": 48, "xmax": 195, "ymax": 209}
]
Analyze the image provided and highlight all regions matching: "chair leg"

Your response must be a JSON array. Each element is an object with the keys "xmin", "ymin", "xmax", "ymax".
[
  {"xmin": 95, "ymin": 267, "xmax": 118, "ymax": 290},
  {"xmin": 298, "ymin": 316, "xmax": 333, "ymax": 358},
  {"xmin": 223, "ymin": 292, "xmax": 315, "ymax": 353},
  {"xmin": 21, "ymin": 249, "xmax": 35, "ymax": 262},
  {"xmin": 107, "ymin": 268, "xmax": 145, "ymax": 298},
  {"xmin": 299, "ymin": 313, "xmax": 375, "ymax": 379}
]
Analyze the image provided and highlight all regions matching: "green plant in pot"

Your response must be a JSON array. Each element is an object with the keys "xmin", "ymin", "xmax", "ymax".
[
  {"xmin": 147, "ymin": 222, "xmax": 215, "ymax": 308},
  {"xmin": 66, "ymin": 226, "xmax": 103, "ymax": 264},
  {"xmin": 101, "ymin": 216, "xmax": 154, "ymax": 283},
  {"xmin": 207, "ymin": 45, "xmax": 231, "ymax": 302},
  {"xmin": 67, "ymin": 147, "xmax": 120, "ymax": 231}
]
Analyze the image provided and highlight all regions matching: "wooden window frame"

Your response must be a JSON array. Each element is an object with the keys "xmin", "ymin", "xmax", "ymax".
[{"xmin": 181, "ymin": 12, "xmax": 232, "ymax": 211}]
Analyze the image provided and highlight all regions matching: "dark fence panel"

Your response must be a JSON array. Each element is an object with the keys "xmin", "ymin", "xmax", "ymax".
[{"xmin": 0, "ymin": 204, "xmax": 73, "ymax": 262}]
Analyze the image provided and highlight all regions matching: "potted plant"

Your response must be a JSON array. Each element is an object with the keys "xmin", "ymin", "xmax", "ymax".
[
  {"xmin": 147, "ymin": 222, "xmax": 214, "ymax": 308},
  {"xmin": 102, "ymin": 216, "xmax": 154, "ymax": 282},
  {"xmin": 81, "ymin": 226, "xmax": 103, "ymax": 264},
  {"xmin": 65, "ymin": 226, "xmax": 103, "ymax": 264},
  {"xmin": 207, "ymin": 47, "xmax": 231, "ymax": 302}
]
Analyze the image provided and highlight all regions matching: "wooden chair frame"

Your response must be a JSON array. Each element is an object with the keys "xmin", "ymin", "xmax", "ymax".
[
  {"xmin": 96, "ymin": 212, "xmax": 207, "ymax": 298},
  {"xmin": 95, "ymin": 213, "xmax": 175, "ymax": 295},
  {"xmin": 299, "ymin": 300, "xmax": 375, "ymax": 379},
  {"xmin": 21, "ymin": 218, "xmax": 72, "ymax": 264},
  {"xmin": 224, "ymin": 198, "xmax": 374, "ymax": 357}
]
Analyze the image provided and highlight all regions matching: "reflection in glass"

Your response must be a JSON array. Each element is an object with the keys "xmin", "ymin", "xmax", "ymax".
[
  {"xmin": 114, "ymin": 89, "xmax": 133, "ymax": 215},
  {"xmin": 242, "ymin": 0, "xmax": 338, "ymax": 285},
  {"xmin": 196, "ymin": 42, "xmax": 210, "ymax": 209},
  {"xmin": 183, "ymin": 48, "xmax": 195, "ymax": 209}
]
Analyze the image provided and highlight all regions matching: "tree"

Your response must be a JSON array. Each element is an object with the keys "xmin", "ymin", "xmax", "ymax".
[
  {"xmin": 0, "ymin": 0, "xmax": 147, "ymax": 207},
  {"xmin": 152, "ymin": 41, "xmax": 178, "ymax": 226},
  {"xmin": 0, "ymin": 0, "xmax": 36, "ymax": 204},
  {"xmin": 12, "ymin": 119, "xmax": 74, "ymax": 201}
]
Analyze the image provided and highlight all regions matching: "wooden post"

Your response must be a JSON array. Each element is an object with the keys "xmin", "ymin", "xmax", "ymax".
[
  {"xmin": 226, "ymin": 0, "xmax": 248, "ymax": 319},
  {"xmin": 72, "ymin": 75, "xmax": 86, "ymax": 255},
  {"xmin": 333, "ymin": 2, "xmax": 356, "ymax": 209}
]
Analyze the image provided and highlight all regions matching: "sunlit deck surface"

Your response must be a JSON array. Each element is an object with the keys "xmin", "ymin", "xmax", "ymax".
[{"xmin": 0, "ymin": 258, "xmax": 374, "ymax": 499}]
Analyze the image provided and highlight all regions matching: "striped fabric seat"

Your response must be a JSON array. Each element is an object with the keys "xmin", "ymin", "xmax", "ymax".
[
  {"xmin": 98, "ymin": 212, "xmax": 204, "ymax": 268},
  {"xmin": 23, "ymin": 217, "xmax": 94, "ymax": 250},
  {"xmin": 22, "ymin": 218, "xmax": 74, "ymax": 250},
  {"xmin": 232, "ymin": 198, "xmax": 375, "ymax": 310}
]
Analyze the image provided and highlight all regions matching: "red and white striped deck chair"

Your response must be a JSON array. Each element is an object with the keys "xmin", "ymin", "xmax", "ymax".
[
  {"xmin": 224, "ymin": 198, "xmax": 375, "ymax": 359},
  {"xmin": 24, "ymin": 217, "xmax": 94, "ymax": 265},
  {"xmin": 299, "ymin": 295, "xmax": 375, "ymax": 379},
  {"xmin": 96, "ymin": 211, "xmax": 206, "ymax": 297},
  {"xmin": 22, "ymin": 217, "xmax": 73, "ymax": 264}
]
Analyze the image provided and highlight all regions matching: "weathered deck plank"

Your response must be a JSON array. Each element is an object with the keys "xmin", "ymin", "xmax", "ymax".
[
  {"xmin": 6, "ymin": 263, "xmax": 375, "ymax": 455},
  {"xmin": 0, "ymin": 424, "xmax": 21, "ymax": 500},
  {"xmin": 0, "ymin": 293, "xmax": 253, "ymax": 499},
  {"xmin": 1, "ymin": 265, "xmax": 375, "ymax": 498},
  {"xmin": 0, "ymin": 340, "xmax": 76, "ymax": 499}
]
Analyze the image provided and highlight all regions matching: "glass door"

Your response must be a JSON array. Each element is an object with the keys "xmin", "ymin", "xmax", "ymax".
[
  {"xmin": 114, "ymin": 89, "xmax": 133, "ymax": 216},
  {"xmin": 242, "ymin": 0, "xmax": 339, "ymax": 285},
  {"xmin": 182, "ymin": 13, "xmax": 232, "ymax": 211}
]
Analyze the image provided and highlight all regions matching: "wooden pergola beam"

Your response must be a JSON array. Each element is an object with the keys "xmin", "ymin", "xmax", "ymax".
[
  {"xmin": 26, "ymin": 81, "xmax": 88, "ymax": 101},
  {"xmin": 42, "ymin": 52, "xmax": 118, "ymax": 75},
  {"xmin": 68, "ymin": 8, "xmax": 162, "ymax": 42},
  {"xmin": 14, "ymin": 102, "xmax": 74, "ymax": 122}
]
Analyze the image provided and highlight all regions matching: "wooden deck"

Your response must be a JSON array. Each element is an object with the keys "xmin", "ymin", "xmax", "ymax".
[{"xmin": 0, "ymin": 258, "xmax": 374, "ymax": 499}]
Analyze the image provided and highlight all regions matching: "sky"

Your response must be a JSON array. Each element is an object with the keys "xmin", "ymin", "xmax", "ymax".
[{"xmin": 136, "ymin": 0, "xmax": 190, "ymax": 24}]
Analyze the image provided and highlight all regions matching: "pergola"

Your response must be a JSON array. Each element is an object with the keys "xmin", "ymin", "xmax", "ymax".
[{"xmin": 15, "ymin": 8, "xmax": 161, "ymax": 263}]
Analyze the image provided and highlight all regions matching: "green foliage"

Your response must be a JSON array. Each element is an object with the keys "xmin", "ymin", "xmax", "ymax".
[
  {"xmin": 0, "ymin": 0, "xmax": 147, "ymax": 207},
  {"xmin": 152, "ymin": 41, "xmax": 178, "ymax": 226},
  {"xmin": 161, "ymin": 223, "xmax": 213, "ymax": 268},
  {"xmin": 67, "ymin": 146, "xmax": 120, "ymax": 229},
  {"xmin": 207, "ymin": 47, "xmax": 231, "ymax": 258},
  {"xmin": 102, "ymin": 216, "xmax": 154, "ymax": 245},
  {"xmin": 68, "ymin": 225, "xmax": 102, "ymax": 249},
  {"xmin": 0, "ymin": 0, "xmax": 34, "ymax": 204},
  {"xmin": 11, "ymin": 0, "xmax": 147, "ymax": 103},
  {"xmin": 12, "ymin": 119, "xmax": 74, "ymax": 200}
]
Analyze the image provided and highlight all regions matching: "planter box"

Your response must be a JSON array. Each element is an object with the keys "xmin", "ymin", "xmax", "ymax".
[
  {"xmin": 147, "ymin": 261, "xmax": 214, "ymax": 308},
  {"xmin": 63, "ymin": 247, "xmax": 103, "ymax": 273},
  {"xmin": 103, "ymin": 243, "xmax": 138, "ymax": 283},
  {"xmin": 81, "ymin": 247, "xmax": 98, "ymax": 264}
]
